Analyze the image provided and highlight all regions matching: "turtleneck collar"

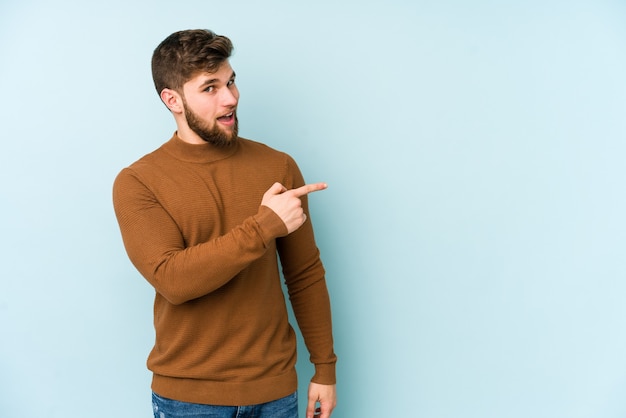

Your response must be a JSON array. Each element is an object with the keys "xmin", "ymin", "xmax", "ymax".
[{"xmin": 161, "ymin": 132, "xmax": 239, "ymax": 164}]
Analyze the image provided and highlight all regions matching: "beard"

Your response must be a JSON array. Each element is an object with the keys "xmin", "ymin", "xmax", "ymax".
[{"xmin": 184, "ymin": 103, "xmax": 239, "ymax": 147}]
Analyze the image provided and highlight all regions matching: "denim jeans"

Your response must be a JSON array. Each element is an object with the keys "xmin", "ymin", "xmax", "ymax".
[{"xmin": 152, "ymin": 391, "xmax": 298, "ymax": 418}]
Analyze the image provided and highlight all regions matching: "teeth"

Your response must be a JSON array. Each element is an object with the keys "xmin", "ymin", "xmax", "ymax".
[{"xmin": 217, "ymin": 112, "xmax": 235, "ymax": 121}]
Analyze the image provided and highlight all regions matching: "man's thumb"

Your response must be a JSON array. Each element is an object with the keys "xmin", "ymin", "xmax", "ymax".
[{"xmin": 266, "ymin": 182, "xmax": 287, "ymax": 196}]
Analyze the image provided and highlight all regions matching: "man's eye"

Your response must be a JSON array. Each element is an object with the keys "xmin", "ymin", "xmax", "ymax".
[
  {"xmin": 227, "ymin": 79, "xmax": 235, "ymax": 87},
  {"xmin": 204, "ymin": 86, "xmax": 215, "ymax": 92}
]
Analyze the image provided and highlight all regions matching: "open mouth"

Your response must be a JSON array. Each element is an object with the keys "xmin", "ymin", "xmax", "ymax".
[{"xmin": 217, "ymin": 112, "xmax": 235, "ymax": 123}]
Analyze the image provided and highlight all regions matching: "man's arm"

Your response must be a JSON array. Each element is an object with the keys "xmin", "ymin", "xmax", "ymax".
[
  {"xmin": 113, "ymin": 168, "xmax": 284, "ymax": 304},
  {"xmin": 276, "ymin": 159, "xmax": 338, "ymax": 414},
  {"xmin": 113, "ymin": 169, "xmax": 325, "ymax": 305}
]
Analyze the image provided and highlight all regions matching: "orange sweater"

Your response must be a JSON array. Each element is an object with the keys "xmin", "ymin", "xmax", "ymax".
[{"xmin": 113, "ymin": 133, "xmax": 336, "ymax": 406}]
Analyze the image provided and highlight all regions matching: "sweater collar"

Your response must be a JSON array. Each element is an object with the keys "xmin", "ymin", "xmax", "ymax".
[{"xmin": 162, "ymin": 132, "xmax": 239, "ymax": 163}]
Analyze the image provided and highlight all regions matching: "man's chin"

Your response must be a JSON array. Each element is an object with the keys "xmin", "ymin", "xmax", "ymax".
[
  {"xmin": 214, "ymin": 123, "xmax": 238, "ymax": 145},
  {"xmin": 223, "ymin": 135, "xmax": 239, "ymax": 146}
]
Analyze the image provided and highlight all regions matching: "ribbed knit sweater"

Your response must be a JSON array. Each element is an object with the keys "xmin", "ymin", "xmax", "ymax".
[{"xmin": 112, "ymin": 133, "xmax": 336, "ymax": 406}]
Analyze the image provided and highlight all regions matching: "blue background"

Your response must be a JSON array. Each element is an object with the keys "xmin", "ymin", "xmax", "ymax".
[{"xmin": 1, "ymin": 1, "xmax": 625, "ymax": 417}]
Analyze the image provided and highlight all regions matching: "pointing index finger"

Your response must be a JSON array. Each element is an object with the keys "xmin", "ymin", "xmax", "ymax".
[{"xmin": 290, "ymin": 182, "xmax": 328, "ymax": 198}]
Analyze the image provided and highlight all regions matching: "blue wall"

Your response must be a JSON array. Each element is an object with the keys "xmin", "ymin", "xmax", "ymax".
[{"xmin": 1, "ymin": 1, "xmax": 625, "ymax": 417}]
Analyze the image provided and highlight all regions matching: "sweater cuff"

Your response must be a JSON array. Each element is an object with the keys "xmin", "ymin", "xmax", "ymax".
[
  {"xmin": 311, "ymin": 362, "xmax": 337, "ymax": 385},
  {"xmin": 256, "ymin": 205, "xmax": 289, "ymax": 242}
]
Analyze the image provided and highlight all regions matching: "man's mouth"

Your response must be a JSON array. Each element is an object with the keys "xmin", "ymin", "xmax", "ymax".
[{"xmin": 217, "ymin": 112, "xmax": 235, "ymax": 123}]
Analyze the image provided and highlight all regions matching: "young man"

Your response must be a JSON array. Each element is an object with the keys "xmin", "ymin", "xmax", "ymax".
[{"xmin": 112, "ymin": 30, "xmax": 337, "ymax": 418}]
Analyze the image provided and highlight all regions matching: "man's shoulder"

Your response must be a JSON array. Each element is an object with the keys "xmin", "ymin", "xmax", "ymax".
[
  {"xmin": 125, "ymin": 139, "xmax": 171, "ymax": 167},
  {"xmin": 238, "ymin": 137, "xmax": 295, "ymax": 163},
  {"xmin": 238, "ymin": 137, "xmax": 280, "ymax": 153},
  {"xmin": 114, "ymin": 142, "xmax": 170, "ymax": 185},
  {"xmin": 237, "ymin": 137, "xmax": 303, "ymax": 187}
]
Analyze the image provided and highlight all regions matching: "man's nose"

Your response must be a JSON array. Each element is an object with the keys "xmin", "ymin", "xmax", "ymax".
[{"xmin": 221, "ymin": 86, "xmax": 238, "ymax": 107}]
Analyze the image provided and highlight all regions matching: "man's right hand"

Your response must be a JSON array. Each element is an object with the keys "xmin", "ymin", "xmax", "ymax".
[{"xmin": 261, "ymin": 182, "xmax": 327, "ymax": 234}]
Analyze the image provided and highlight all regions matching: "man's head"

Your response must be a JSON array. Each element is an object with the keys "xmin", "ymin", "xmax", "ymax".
[
  {"xmin": 152, "ymin": 29, "xmax": 233, "ymax": 97},
  {"xmin": 152, "ymin": 29, "xmax": 239, "ymax": 146}
]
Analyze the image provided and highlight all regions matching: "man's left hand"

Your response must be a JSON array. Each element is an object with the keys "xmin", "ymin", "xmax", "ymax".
[{"xmin": 306, "ymin": 382, "xmax": 337, "ymax": 418}]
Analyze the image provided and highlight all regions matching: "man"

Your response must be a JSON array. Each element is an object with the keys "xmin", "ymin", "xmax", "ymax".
[{"xmin": 112, "ymin": 29, "xmax": 337, "ymax": 418}]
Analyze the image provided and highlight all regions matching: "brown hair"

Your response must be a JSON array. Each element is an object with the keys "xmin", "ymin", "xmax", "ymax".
[{"xmin": 151, "ymin": 29, "xmax": 233, "ymax": 95}]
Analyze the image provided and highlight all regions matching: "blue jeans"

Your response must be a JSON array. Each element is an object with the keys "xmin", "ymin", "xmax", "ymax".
[{"xmin": 152, "ymin": 391, "xmax": 298, "ymax": 418}]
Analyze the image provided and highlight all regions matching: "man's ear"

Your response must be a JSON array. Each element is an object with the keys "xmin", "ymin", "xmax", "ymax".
[{"xmin": 160, "ymin": 88, "xmax": 184, "ymax": 113}]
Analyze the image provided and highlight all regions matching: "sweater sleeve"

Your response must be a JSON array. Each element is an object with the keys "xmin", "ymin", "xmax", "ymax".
[
  {"xmin": 276, "ymin": 157, "xmax": 337, "ymax": 385},
  {"xmin": 112, "ymin": 168, "xmax": 288, "ymax": 305}
]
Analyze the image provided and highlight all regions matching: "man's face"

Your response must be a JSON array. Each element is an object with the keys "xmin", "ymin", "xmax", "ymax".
[{"xmin": 181, "ymin": 62, "xmax": 239, "ymax": 146}]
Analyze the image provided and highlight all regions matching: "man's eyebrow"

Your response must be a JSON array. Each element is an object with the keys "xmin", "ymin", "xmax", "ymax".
[{"xmin": 198, "ymin": 72, "xmax": 236, "ymax": 89}]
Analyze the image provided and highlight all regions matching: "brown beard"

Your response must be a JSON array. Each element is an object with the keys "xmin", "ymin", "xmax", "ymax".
[{"xmin": 184, "ymin": 102, "xmax": 239, "ymax": 147}]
